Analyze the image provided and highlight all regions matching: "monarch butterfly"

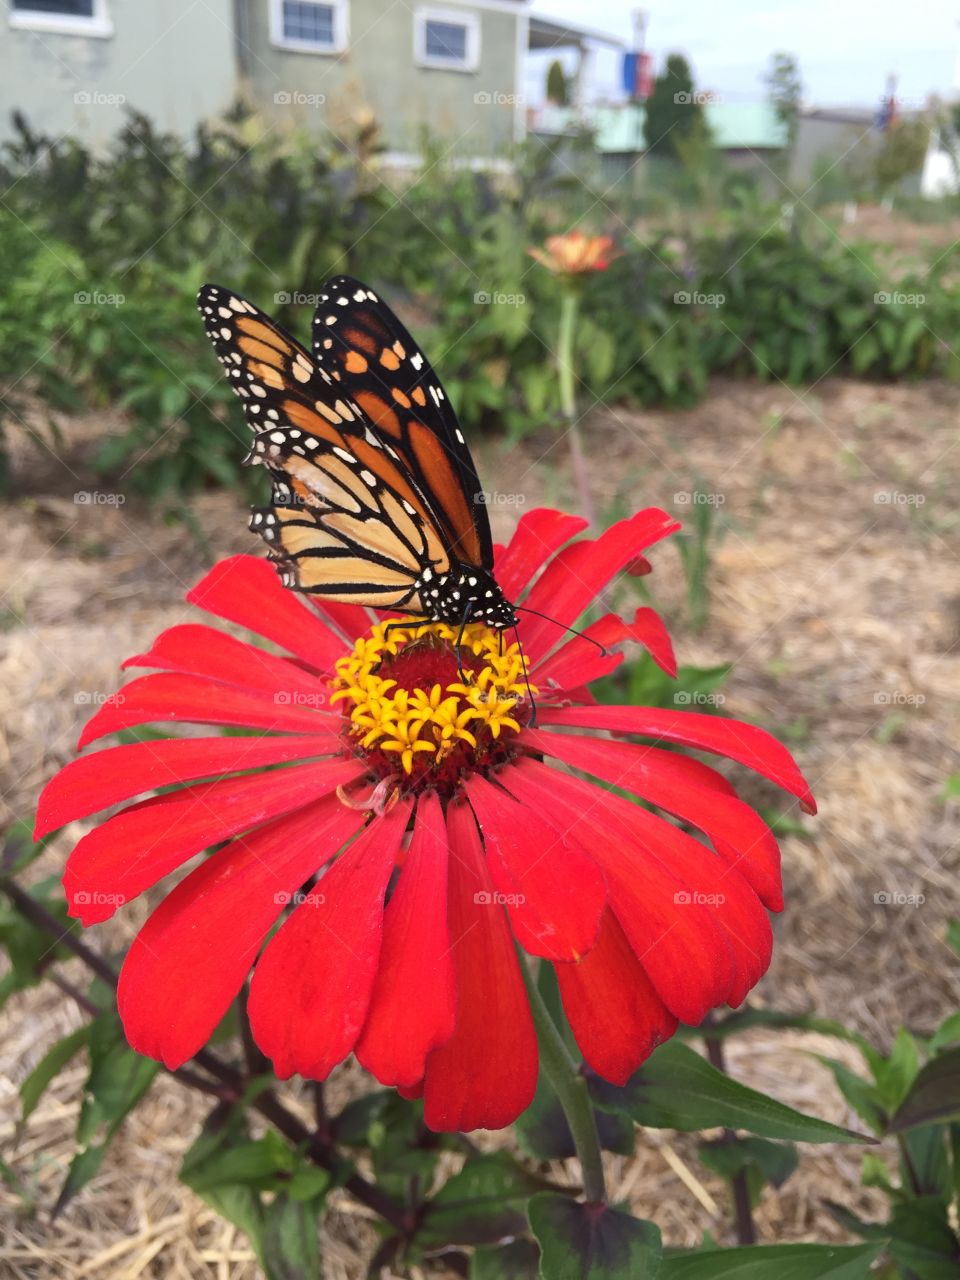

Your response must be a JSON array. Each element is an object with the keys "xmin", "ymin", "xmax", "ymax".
[{"xmin": 197, "ymin": 276, "xmax": 518, "ymax": 634}]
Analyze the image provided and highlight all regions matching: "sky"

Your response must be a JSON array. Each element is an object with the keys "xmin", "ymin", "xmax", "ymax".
[{"xmin": 527, "ymin": 0, "xmax": 958, "ymax": 109}]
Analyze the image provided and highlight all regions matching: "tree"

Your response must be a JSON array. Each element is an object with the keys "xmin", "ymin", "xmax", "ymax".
[
  {"xmin": 643, "ymin": 54, "xmax": 709, "ymax": 158},
  {"xmin": 873, "ymin": 117, "xmax": 930, "ymax": 197},
  {"xmin": 765, "ymin": 52, "xmax": 802, "ymax": 148},
  {"xmin": 546, "ymin": 59, "xmax": 570, "ymax": 107}
]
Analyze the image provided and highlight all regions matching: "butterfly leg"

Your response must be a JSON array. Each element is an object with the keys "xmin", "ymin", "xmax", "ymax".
[{"xmin": 454, "ymin": 601, "xmax": 475, "ymax": 685}]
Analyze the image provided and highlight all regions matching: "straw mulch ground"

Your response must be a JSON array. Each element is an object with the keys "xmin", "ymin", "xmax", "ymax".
[{"xmin": 2, "ymin": 375, "xmax": 959, "ymax": 1277}]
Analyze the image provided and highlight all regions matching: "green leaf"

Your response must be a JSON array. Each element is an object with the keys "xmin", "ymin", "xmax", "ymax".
[
  {"xmin": 948, "ymin": 918, "xmax": 960, "ymax": 956},
  {"xmin": 517, "ymin": 1074, "xmax": 635, "ymax": 1160},
  {"xmin": 418, "ymin": 1153, "xmax": 555, "ymax": 1248},
  {"xmin": 657, "ymin": 1241, "xmax": 882, "ymax": 1279},
  {"xmin": 261, "ymin": 1191, "xmax": 324, "ymax": 1280},
  {"xmin": 1, "ymin": 818, "xmax": 52, "ymax": 876},
  {"xmin": 704, "ymin": 1008, "xmax": 869, "ymax": 1053},
  {"xmin": 871, "ymin": 1028, "xmax": 920, "ymax": 1113},
  {"xmin": 528, "ymin": 1194, "xmax": 662, "ymax": 1280},
  {"xmin": 471, "ymin": 1239, "xmax": 541, "ymax": 1280},
  {"xmin": 930, "ymin": 1012, "xmax": 960, "ymax": 1054},
  {"xmin": 698, "ymin": 1137, "xmax": 798, "ymax": 1207},
  {"xmin": 817, "ymin": 1058, "xmax": 885, "ymax": 1134},
  {"xmin": 592, "ymin": 1042, "xmax": 869, "ymax": 1143},
  {"xmin": 21, "ymin": 1025, "xmax": 88, "ymax": 1122},
  {"xmin": 890, "ymin": 1049, "xmax": 960, "ymax": 1132}
]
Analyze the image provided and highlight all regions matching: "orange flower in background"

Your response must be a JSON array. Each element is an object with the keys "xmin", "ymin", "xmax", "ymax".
[{"xmin": 529, "ymin": 232, "xmax": 618, "ymax": 275}]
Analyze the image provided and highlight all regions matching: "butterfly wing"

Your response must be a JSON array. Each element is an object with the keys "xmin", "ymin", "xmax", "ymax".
[
  {"xmin": 310, "ymin": 276, "xmax": 493, "ymax": 571},
  {"xmin": 198, "ymin": 283, "xmax": 452, "ymax": 609}
]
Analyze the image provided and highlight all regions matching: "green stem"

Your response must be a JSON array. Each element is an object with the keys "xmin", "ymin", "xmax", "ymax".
[
  {"xmin": 556, "ymin": 288, "xmax": 595, "ymax": 529},
  {"xmin": 523, "ymin": 959, "xmax": 607, "ymax": 1205}
]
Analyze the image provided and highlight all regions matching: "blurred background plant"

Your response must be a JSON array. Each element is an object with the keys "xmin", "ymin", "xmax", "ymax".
[{"xmin": 3, "ymin": 105, "xmax": 960, "ymax": 500}]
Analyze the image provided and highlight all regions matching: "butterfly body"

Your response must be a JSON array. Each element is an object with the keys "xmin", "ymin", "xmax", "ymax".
[{"xmin": 197, "ymin": 277, "xmax": 518, "ymax": 632}]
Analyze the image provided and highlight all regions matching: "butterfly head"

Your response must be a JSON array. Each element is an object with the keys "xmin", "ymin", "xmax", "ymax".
[{"xmin": 415, "ymin": 562, "xmax": 517, "ymax": 631}]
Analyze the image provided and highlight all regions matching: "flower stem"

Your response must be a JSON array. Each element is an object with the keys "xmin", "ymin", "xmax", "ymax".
[
  {"xmin": 556, "ymin": 288, "xmax": 596, "ymax": 530},
  {"xmin": 523, "ymin": 959, "xmax": 607, "ymax": 1205}
]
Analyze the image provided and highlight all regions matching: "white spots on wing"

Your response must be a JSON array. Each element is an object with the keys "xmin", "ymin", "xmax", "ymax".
[
  {"xmin": 353, "ymin": 288, "xmax": 367, "ymax": 302},
  {"xmin": 455, "ymin": 429, "xmax": 465, "ymax": 443},
  {"xmin": 402, "ymin": 500, "xmax": 416, "ymax": 515},
  {"xmin": 360, "ymin": 469, "xmax": 377, "ymax": 487},
  {"xmin": 288, "ymin": 429, "xmax": 301, "ymax": 438},
  {"xmin": 364, "ymin": 427, "xmax": 381, "ymax": 447},
  {"xmin": 429, "ymin": 386, "xmax": 441, "ymax": 406},
  {"xmin": 337, "ymin": 295, "xmax": 350, "ymax": 306},
  {"xmin": 292, "ymin": 354, "xmax": 313, "ymax": 383},
  {"xmin": 270, "ymin": 431, "xmax": 286, "ymax": 444},
  {"xmin": 334, "ymin": 399, "xmax": 355, "ymax": 421},
  {"xmin": 410, "ymin": 352, "xmax": 424, "ymax": 371},
  {"xmin": 333, "ymin": 447, "xmax": 355, "ymax": 464},
  {"xmin": 305, "ymin": 436, "xmax": 319, "ymax": 448},
  {"xmin": 325, "ymin": 315, "xmax": 337, "ymax": 325},
  {"xmin": 266, "ymin": 409, "xmax": 279, "ymax": 420},
  {"xmin": 219, "ymin": 327, "xmax": 231, "ymax": 340},
  {"xmin": 251, "ymin": 384, "xmax": 267, "ymax": 397},
  {"xmin": 217, "ymin": 306, "xmax": 232, "ymax": 319},
  {"xmin": 229, "ymin": 296, "xmax": 246, "ymax": 312}
]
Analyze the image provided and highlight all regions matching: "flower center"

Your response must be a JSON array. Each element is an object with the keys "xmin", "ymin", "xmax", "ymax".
[{"xmin": 331, "ymin": 619, "xmax": 535, "ymax": 795}]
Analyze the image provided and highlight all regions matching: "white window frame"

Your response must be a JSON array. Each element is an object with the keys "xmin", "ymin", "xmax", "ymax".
[
  {"xmin": 9, "ymin": 0, "xmax": 113, "ymax": 39},
  {"xmin": 269, "ymin": 0, "xmax": 348, "ymax": 55},
  {"xmin": 414, "ymin": 6, "xmax": 480, "ymax": 73}
]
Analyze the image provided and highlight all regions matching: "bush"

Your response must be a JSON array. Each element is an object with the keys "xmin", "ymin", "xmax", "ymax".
[{"xmin": 2, "ymin": 108, "xmax": 959, "ymax": 497}]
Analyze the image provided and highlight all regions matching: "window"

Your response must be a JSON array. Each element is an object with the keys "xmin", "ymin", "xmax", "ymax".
[
  {"xmin": 269, "ymin": 0, "xmax": 347, "ymax": 54},
  {"xmin": 414, "ymin": 6, "xmax": 480, "ymax": 72},
  {"xmin": 9, "ymin": 0, "xmax": 112, "ymax": 36}
]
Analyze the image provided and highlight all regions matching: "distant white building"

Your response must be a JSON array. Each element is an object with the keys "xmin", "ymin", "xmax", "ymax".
[{"xmin": 921, "ymin": 127, "xmax": 959, "ymax": 197}]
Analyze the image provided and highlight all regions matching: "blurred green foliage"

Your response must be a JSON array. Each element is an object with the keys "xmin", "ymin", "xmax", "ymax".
[{"xmin": 2, "ymin": 107, "xmax": 959, "ymax": 498}]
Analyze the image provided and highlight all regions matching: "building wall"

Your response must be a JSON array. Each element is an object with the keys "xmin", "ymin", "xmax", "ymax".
[
  {"xmin": 0, "ymin": 0, "xmax": 237, "ymax": 145},
  {"xmin": 237, "ymin": 0, "xmax": 524, "ymax": 158}
]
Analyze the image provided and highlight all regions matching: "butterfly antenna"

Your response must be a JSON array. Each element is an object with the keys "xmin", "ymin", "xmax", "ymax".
[
  {"xmin": 513, "ymin": 605, "xmax": 608, "ymax": 658},
  {"xmin": 514, "ymin": 622, "xmax": 538, "ymax": 727}
]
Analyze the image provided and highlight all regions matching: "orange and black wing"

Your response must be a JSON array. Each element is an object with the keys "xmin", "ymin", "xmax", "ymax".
[
  {"xmin": 198, "ymin": 283, "xmax": 451, "ymax": 609},
  {"xmin": 310, "ymin": 276, "xmax": 493, "ymax": 571}
]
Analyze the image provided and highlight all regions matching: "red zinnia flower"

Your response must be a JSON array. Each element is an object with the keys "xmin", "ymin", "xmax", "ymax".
[
  {"xmin": 36, "ymin": 507, "xmax": 814, "ymax": 1132},
  {"xmin": 528, "ymin": 232, "xmax": 618, "ymax": 275}
]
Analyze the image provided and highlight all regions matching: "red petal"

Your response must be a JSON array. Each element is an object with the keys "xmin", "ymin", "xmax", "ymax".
[
  {"xmin": 554, "ymin": 909, "xmax": 678, "ymax": 1084},
  {"xmin": 538, "ymin": 705, "xmax": 816, "ymax": 814},
  {"xmin": 422, "ymin": 801, "xmax": 537, "ymax": 1132},
  {"xmin": 534, "ymin": 607, "xmax": 677, "ymax": 693},
  {"xmin": 494, "ymin": 508, "xmax": 588, "ymax": 602},
  {"xmin": 502, "ymin": 760, "xmax": 736, "ymax": 1024},
  {"xmin": 248, "ymin": 800, "xmax": 412, "ymax": 1080},
  {"xmin": 464, "ymin": 775, "xmax": 605, "ymax": 961},
  {"xmin": 306, "ymin": 598, "xmax": 375, "ymax": 642},
  {"xmin": 77, "ymin": 673, "xmax": 339, "ymax": 748},
  {"xmin": 518, "ymin": 509, "xmax": 680, "ymax": 657},
  {"xmin": 35, "ymin": 735, "xmax": 337, "ymax": 838},
  {"xmin": 187, "ymin": 555, "xmax": 347, "ymax": 672},
  {"xmin": 355, "ymin": 793, "xmax": 456, "ymax": 1087},
  {"xmin": 64, "ymin": 758, "xmax": 363, "ymax": 925},
  {"xmin": 117, "ymin": 796, "xmax": 364, "ymax": 1069},
  {"xmin": 522, "ymin": 730, "xmax": 782, "ymax": 910},
  {"xmin": 124, "ymin": 624, "xmax": 333, "ymax": 703}
]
